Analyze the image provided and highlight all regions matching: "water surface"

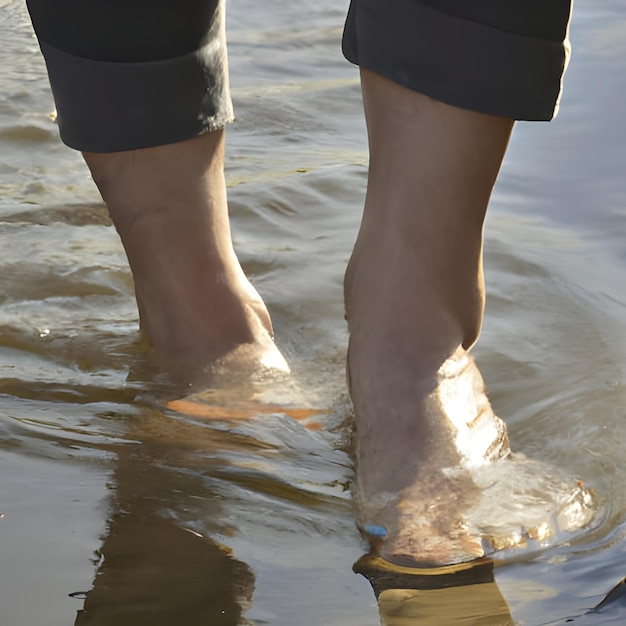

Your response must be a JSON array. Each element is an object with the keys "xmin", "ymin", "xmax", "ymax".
[{"xmin": 1, "ymin": 1, "xmax": 626, "ymax": 624}]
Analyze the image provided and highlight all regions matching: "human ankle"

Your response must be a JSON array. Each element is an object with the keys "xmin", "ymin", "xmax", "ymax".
[{"xmin": 83, "ymin": 133, "xmax": 288, "ymax": 379}]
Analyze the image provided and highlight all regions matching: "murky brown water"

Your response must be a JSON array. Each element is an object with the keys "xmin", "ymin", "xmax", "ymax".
[{"xmin": 2, "ymin": 1, "xmax": 626, "ymax": 624}]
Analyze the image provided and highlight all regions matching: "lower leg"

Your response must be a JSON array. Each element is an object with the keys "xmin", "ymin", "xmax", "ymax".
[
  {"xmin": 83, "ymin": 130, "xmax": 288, "ymax": 383},
  {"xmin": 345, "ymin": 69, "xmax": 514, "ymax": 564}
]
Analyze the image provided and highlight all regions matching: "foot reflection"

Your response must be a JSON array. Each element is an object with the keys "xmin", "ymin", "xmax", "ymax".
[
  {"xmin": 75, "ymin": 515, "xmax": 253, "ymax": 626},
  {"xmin": 354, "ymin": 554, "xmax": 514, "ymax": 625},
  {"xmin": 74, "ymin": 411, "xmax": 256, "ymax": 625}
]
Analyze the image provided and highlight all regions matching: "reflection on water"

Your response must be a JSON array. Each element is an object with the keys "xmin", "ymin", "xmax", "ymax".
[
  {"xmin": 2, "ymin": 0, "xmax": 626, "ymax": 623},
  {"xmin": 376, "ymin": 585, "xmax": 511, "ymax": 626},
  {"xmin": 76, "ymin": 518, "xmax": 254, "ymax": 626},
  {"xmin": 355, "ymin": 556, "xmax": 514, "ymax": 626},
  {"xmin": 80, "ymin": 404, "xmax": 360, "ymax": 625},
  {"xmin": 73, "ymin": 423, "xmax": 257, "ymax": 626}
]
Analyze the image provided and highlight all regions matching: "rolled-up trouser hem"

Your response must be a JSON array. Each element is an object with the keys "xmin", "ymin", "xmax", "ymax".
[
  {"xmin": 342, "ymin": 0, "xmax": 572, "ymax": 121},
  {"xmin": 37, "ymin": 38, "xmax": 233, "ymax": 153}
]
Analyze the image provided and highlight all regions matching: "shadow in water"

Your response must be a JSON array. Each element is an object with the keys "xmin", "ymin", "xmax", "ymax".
[{"xmin": 354, "ymin": 554, "xmax": 514, "ymax": 626}]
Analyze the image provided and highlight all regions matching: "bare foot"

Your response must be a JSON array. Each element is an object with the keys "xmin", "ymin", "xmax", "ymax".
[{"xmin": 350, "ymin": 347, "xmax": 597, "ymax": 567}]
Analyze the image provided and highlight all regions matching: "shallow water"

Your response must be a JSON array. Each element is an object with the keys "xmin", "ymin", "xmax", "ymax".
[{"xmin": 1, "ymin": 0, "xmax": 626, "ymax": 624}]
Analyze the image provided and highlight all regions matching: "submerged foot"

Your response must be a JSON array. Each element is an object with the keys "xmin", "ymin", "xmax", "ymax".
[
  {"xmin": 166, "ymin": 366, "xmax": 326, "ymax": 430},
  {"xmin": 351, "ymin": 348, "xmax": 597, "ymax": 568},
  {"xmin": 358, "ymin": 452, "xmax": 597, "ymax": 567}
]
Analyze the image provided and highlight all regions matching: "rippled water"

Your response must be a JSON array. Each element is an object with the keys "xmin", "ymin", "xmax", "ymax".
[{"xmin": 2, "ymin": 1, "xmax": 626, "ymax": 624}]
